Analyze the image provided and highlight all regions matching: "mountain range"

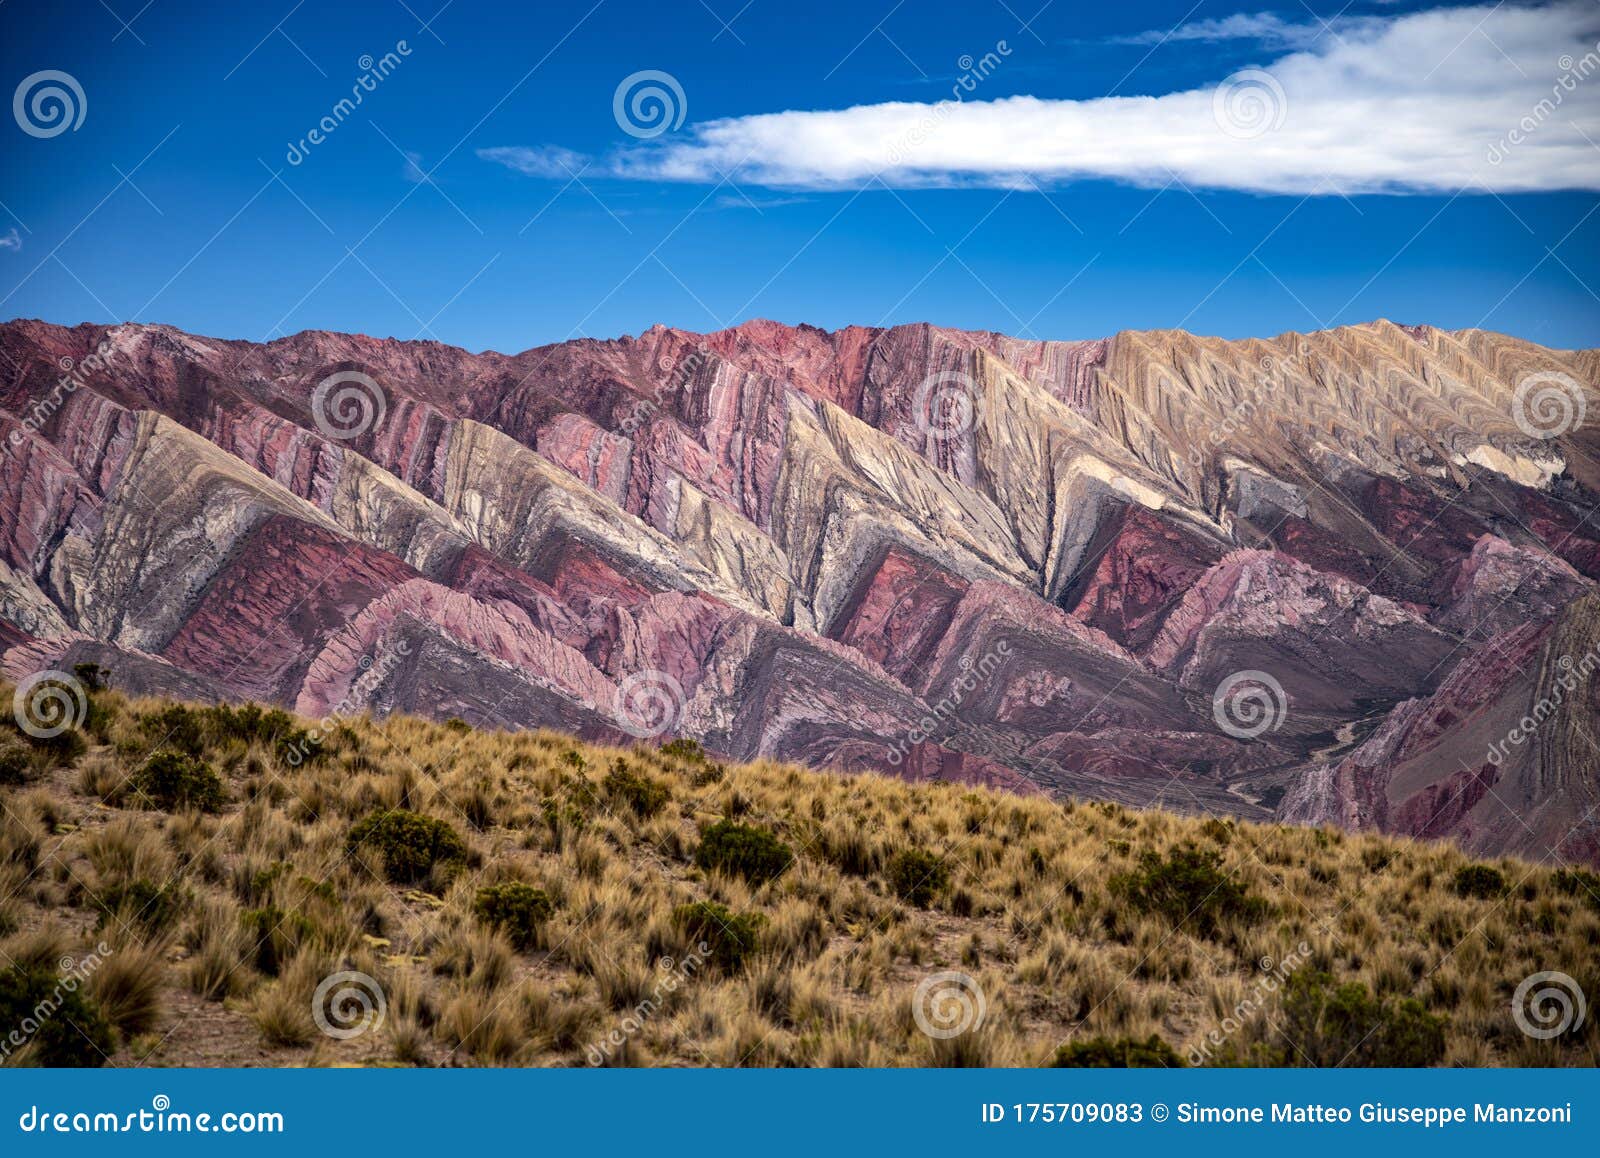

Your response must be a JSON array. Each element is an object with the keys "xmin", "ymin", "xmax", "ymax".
[{"xmin": 2, "ymin": 315, "xmax": 1597, "ymax": 865}]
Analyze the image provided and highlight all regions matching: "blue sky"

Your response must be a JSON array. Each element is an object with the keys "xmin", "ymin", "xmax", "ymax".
[{"xmin": 1, "ymin": 0, "xmax": 1597, "ymax": 352}]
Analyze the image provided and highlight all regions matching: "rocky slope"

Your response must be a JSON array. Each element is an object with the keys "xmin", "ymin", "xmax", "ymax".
[{"xmin": 2, "ymin": 315, "xmax": 1598, "ymax": 862}]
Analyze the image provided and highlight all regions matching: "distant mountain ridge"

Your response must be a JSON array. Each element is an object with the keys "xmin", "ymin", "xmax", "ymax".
[{"xmin": 3, "ymin": 315, "xmax": 1598, "ymax": 864}]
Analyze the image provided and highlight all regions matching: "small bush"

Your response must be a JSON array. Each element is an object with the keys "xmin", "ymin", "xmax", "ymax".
[
  {"xmin": 0, "ymin": 735, "xmax": 34, "ymax": 786},
  {"xmin": 885, "ymin": 848, "xmax": 949, "ymax": 907},
  {"xmin": 131, "ymin": 751, "xmax": 226, "ymax": 812},
  {"xmin": 1552, "ymin": 868, "xmax": 1600, "ymax": 909},
  {"xmin": 1052, "ymin": 1034, "xmax": 1184, "ymax": 1068},
  {"xmin": 659, "ymin": 737, "xmax": 708, "ymax": 764},
  {"xmin": 347, "ymin": 810, "xmax": 467, "ymax": 885},
  {"xmin": 93, "ymin": 878, "xmax": 183, "ymax": 935},
  {"xmin": 0, "ymin": 966, "xmax": 115, "ymax": 1066},
  {"xmin": 135, "ymin": 704, "xmax": 208, "ymax": 757},
  {"xmin": 239, "ymin": 906, "xmax": 312, "ymax": 977},
  {"xmin": 673, "ymin": 901, "xmax": 763, "ymax": 972},
  {"xmin": 695, "ymin": 820, "xmax": 793, "ymax": 886},
  {"xmin": 473, "ymin": 883, "xmax": 554, "ymax": 951},
  {"xmin": 1276, "ymin": 970, "xmax": 1446, "ymax": 1067},
  {"xmin": 1453, "ymin": 864, "xmax": 1506, "ymax": 900},
  {"xmin": 602, "ymin": 760, "xmax": 670, "ymax": 819},
  {"xmin": 1110, "ymin": 845, "xmax": 1266, "ymax": 938},
  {"xmin": 72, "ymin": 663, "xmax": 110, "ymax": 693},
  {"xmin": 443, "ymin": 717, "xmax": 472, "ymax": 734},
  {"xmin": 204, "ymin": 703, "xmax": 319, "ymax": 764}
]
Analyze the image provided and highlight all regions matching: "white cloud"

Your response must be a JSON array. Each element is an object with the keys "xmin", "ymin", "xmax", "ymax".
[
  {"xmin": 0, "ymin": 228, "xmax": 19, "ymax": 252},
  {"xmin": 610, "ymin": 2, "xmax": 1600, "ymax": 195},
  {"xmin": 402, "ymin": 151, "xmax": 427, "ymax": 184},
  {"xmin": 477, "ymin": 145, "xmax": 592, "ymax": 179}
]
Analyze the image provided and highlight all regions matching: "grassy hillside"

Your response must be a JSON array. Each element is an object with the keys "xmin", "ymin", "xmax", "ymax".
[{"xmin": 2, "ymin": 680, "xmax": 1597, "ymax": 1068}]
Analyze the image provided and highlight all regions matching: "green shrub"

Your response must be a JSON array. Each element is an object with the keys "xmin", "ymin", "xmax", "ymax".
[
  {"xmin": 1552, "ymin": 868, "xmax": 1600, "ymax": 910},
  {"xmin": 473, "ymin": 883, "xmax": 554, "ymax": 951},
  {"xmin": 1276, "ymin": 970, "xmax": 1446, "ymax": 1067},
  {"xmin": 1052, "ymin": 1034, "xmax": 1185, "ymax": 1068},
  {"xmin": 694, "ymin": 820, "xmax": 793, "ymax": 885},
  {"xmin": 1453, "ymin": 864, "xmax": 1506, "ymax": 900},
  {"xmin": 0, "ymin": 735, "xmax": 34, "ymax": 786},
  {"xmin": 673, "ymin": 901, "xmax": 763, "ymax": 972},
  {"xmin": 240, "ymin": 906, "xmax": 313, "ymax": 977},
  {"xmin": 0, "ymin": 966, "xmax": 115, "ymax": 1066},
  {"xmin": 1110, "ymin": 845, "xmax": 1266, "ymax": 938},
  {"xmin": 205, "ymin": 703, "xmax": 318, "ymax": 763},
  {"xmin": 131, "ymin": 751, "xmax": 226, "ymax": 812},
  {"xmin": 602, "ymin": 760, "xmax": 670, "ymax": 819},
  {"xmin": 885, "ymin": 848, "xmax": 949, "ymax": 907},
  {"xmin": 347, "ymin": 810, "xmax": 467, "ymax": 885},
  {"xmin": 659, "ymin": 737, "xmax": 708, "ymax": 764},
  {"xmin": 135, "ymin": 704, "xmax": 207, "ymax": 757},
  {"xmin": 93, "ymin": 878, "xmax": 183, "ymax": 934},
  {"xmin": 443, "ymin": 717, "xmax": 472, "ymax": 734}
]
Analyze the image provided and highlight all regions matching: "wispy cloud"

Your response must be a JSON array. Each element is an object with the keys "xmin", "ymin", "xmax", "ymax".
[
  {"xmin": 0, "ymin": 228, "xmax": 19, "ymax": 252},
  {"xmin": 714, "ymin": 193, "xmax": 811, "ymax": 210},
  {"xmin": 402, "ymin": 150, "xmax": 427, "ymax": 183},
  {"xmin": 600, "ymin": 2, "xmax": 1600, "ymax": 196},
  {"xmin": 477, "ymin": 144, "xmax": 592, "ymax": 179},
  {"xmin": 1105, "ymin": 11, "xmax": 1382, "ymax": 51}
]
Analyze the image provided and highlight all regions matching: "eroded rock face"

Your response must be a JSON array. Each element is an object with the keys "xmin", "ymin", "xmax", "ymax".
[{"xmin": 2, "ymin": 317, "xmax": 1598, "ymax": 858}]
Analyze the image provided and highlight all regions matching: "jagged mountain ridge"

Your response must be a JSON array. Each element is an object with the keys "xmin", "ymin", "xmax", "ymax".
[{"xmin": 2, "ymin": 315, "xmax": 1598, "ymax": 863}]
